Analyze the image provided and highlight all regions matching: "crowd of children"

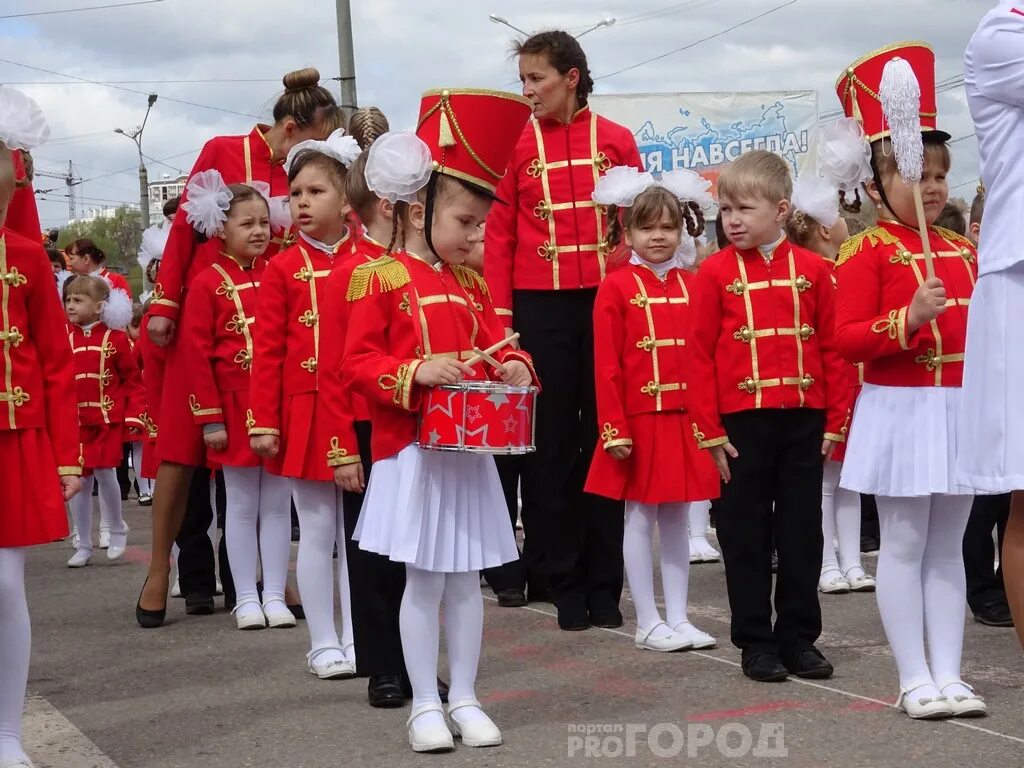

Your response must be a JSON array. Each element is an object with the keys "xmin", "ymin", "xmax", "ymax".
[{"xmin": 1, "ymin": 18, "xmax": 1021, "ymax": 767}]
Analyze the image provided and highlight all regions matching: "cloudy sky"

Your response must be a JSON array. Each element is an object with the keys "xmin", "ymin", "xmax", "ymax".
[{"xmin": 1, "ymin": 0, "xmax": 994, "ymax": 230}]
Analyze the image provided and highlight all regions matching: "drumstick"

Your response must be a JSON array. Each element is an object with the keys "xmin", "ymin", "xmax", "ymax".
[
  {"xmin": 465, "ymin": 333, "xmax": 519, "ymax": 368},
  {"xmin": 471, "ymin": 346, "xmax": 506, "ymax": 373}
]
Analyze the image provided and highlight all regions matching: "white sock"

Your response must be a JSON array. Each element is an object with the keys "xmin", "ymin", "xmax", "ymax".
[
  {"xmin": 658, "ymin": 503, "xmax": 692, "ymax": 628},
  {"xmin": 69, "ymin": 475, "xmax": 96, "ymax": 553},
  {"xmin": 922, "ymin": 494, "xmax": 972, "ymax": 698},
  {"xmin": 132, "ymin": 442, "xmax": 154, "ymax": 496},
  {"xmin": 400, "ymin": 567, "xmax": 445, "ymax": 728},
  {"xmin": 0, "ymin": 549, "xmax": 29, "ymax": 763},
  {"xmin": 687, "ymin": 500, "xmax": 713, "ymax": 549},
  {"xmin": 875, "ymin": 496, "xmax": 941, "ymax": 701},
  {"xmin": 821, "ymin": 462, "xmax": 842, "ymax": 577},
  {"xmin": 293, "ymin": 479, "xmax": 345, "ymax": 661},
  {"xmin": 443, "ymin": 571, "xmax": 484, "ymax": 720},
  {"xmin": 624, "ymin": 502, "xmax": 669, "ymax": 638}
]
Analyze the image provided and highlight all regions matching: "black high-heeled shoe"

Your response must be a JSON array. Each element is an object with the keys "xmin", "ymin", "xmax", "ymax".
[{"xmin": 136, "ymin": 577, "xmax": 167, "ymax": 629}]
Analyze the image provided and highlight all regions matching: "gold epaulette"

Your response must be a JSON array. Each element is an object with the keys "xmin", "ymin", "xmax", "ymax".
[
  {"xmin": 346, "ymin": 256, "xmax": 411, "ymax": 302},
  {"xmin": 837, "ymin": 226, "xmax": 901, "ymax": 267},
  {"xmin": 931, "ymin": 226, "xmax": 974, "ymax": 249},
  {"xmin": 450, "ymin": 264, "xmax": 490, "ymax": 296}
]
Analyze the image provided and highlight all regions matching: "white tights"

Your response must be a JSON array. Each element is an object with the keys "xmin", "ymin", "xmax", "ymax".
[
  {"xmin": 401, "ymin": 567, "xmax": 486, "ymax": 726},
  {"xmin": 130, "ymin": 441, "xmax": 154, "ymax": 497},
  {"xmin": 624, "ymin": 501, "xmax": 692, "ymax": 639},
  {"xmin": 875, "ymin": 494, "xmax": 973, "ymax": 701},
  {"xmin": 222, "ymin": 466, "xmax": 292, "ymax": 611},
  {"xmin": 687, "ymin": 500, "xmax": 713, "ymax": 545},
  {"xmin": 69, "ymin": 469, "xmax": 125, "ymax": 552},
  {"xmin": 822, "ymin": 462, "xmax": 863, "ymax": 576},
  {"xmin": 0, "ymin": 548, "xmax": 30, "ymax": 763},
  {"xmin": 292, "ymin": 480, "xmax": 353, "ymax": 663}
]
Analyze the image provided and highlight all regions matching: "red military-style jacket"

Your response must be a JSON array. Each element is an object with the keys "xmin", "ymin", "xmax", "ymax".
[
  {"xmin": 0, "ymin": 227, "xmax": 81, "ymax": 473},
  {"xmin": 133, "ymin": 327, "xmax": 160, "ymax": 441},
  {"xmin": 687, "ymin": 238, "xmax": 851, "ymax": 448},
  {"xmin": 7, "ymin": 151, "xmax": 42, "ymax": 244},
  {"xmin": 180, "ymin": 252, "xmax": 266, "ymax": 425},
  {"xmin": 593, "ymin": 262, "xmax": 696, "ymax": 449},
  {"xmin": 484, "ymin": 107, "xmax": 643, "ymax": 328},
  {"xmin": 92, "ymin": 267, "xmax": 132, "ymax": 298},
  {"xmin": 834, "ymin": 220, "xmax": 977, "ymax": 388},
  {"xmin": 318, "ymin": 234, "xmax": 393, "ymax": 469},
  {"xmin": 70, "ymin": 323, "xmax": 144, "ymax": 429},
  {"xmin": 343, "ymin": 251, "xmax": 537, "ymax": 462},
  {"xmin": 149, "ymin": 126, "xmax": 292, "ymax": 323}
]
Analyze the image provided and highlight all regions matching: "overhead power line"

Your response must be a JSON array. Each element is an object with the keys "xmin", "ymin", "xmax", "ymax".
[{"xmin": 0, "ymin": 1, "xmax": 163, "ymax": 20}]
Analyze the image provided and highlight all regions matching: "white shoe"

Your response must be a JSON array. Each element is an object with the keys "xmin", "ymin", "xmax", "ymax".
[
  {"xmin": 263, "ymin": 600, "xmax": 296, "ymax": 628},
  {"xmin": 67, "ymin": 549, "xmax": 92, "ymax": 568},
  {"xmin": 844, "ymin": 567, "xmax": 876, "ymax": 592},
  {"xmin": 671, "ymin": 621, "xmax": 717, "ymax": 649},
  {"xmin": 106, "ymin": 525, "xmax": 128, "ymax": 561},
  {"xmin": 689, "ymin": 540, "xmax": 721, "ymax": 563},
  {"xmin": 232, "ymin": 599, "xmax": 267, "ymax": 630},
  {"xmin": 407, "ymin": 703, "xmax": 455, "ymax": 752},
  {"xmin": 70, "ymin": 528, "xmax": 80, "ymax": 549},
  {"xmin": 939, "ymin": 681, "xmax": 987, "ymax": 718},
  {"xmin": 818, "ymin": 572, "xmax": 851, "ymax": 594},
  {"xmin": 170, "ymin": 575, "xmax": 181, "ymax": 598},
  {"xmin": 307, "ymin": 647, "xmax": 356, "ymax": 680},
  {"xmin": 896, "ymin": 685, "xmax": 953, "ymax": 720},
  {"xmin": 447, "ymin": 699, "xmax": 502, "ymax": 747},
  {"xmin": 635, "ymin": 623, "xmax": 692, "ymax": 652},
  {"xmin": 99, "ymin": 525, "xmax": 110, "ymax": 550}
]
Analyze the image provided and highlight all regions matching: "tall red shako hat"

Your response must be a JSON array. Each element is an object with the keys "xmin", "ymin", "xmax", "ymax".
[
  {"xmin": 415, "ymin": 88, "xmax": 533, "ymax": 198},
  {"xmin": 836, "ymin": 41, "xmax": 950, "ymax": 142}
]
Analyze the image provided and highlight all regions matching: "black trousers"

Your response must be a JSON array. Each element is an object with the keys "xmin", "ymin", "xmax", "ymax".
[
  {"xmin": 482, "ymin": 456, "xmax": 527, "ymax": 594},
  {"xmin": 715, "ymin": 409, "xmax": 825, "ymax": 656},
  {"xmin": 176, "ymin": 466, "xmax": 218, "ymax": 599},
  {"xmin": 504, "ymin": 289, "xmax": 624, "ymax": 613},
  {"xmin": 116, "ymin": 443, "xmax": 137, "ymax": 499},
  {"xmin": 342, "ymin": 421, "xmax": 407, "ymax": 677},
  {"xmin": 964, "ymin": 493, "xmax": 1011, "ymax": 613}
]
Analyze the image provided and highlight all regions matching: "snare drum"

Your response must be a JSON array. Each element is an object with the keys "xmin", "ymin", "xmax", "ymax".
[{"xmin": 418, "ymin": 380, "xmax": 538, "ymax": 454}]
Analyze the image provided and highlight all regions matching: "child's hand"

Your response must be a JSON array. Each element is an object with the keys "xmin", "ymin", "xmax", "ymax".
[
  {"xmin": 710, "ymin": 442, "xmax": 739, "ymax": 483},
  {"xmin": 204, "ymin": 428, "xmax": 228, "ymax": 452},
  {"xmin": 61, "ymin": 475, "xmax": 82, "ymax": 501},
  {"xmin": 334, "ymin": 463, "xmax": 365, "ymax": 492},
  {"xmin": 608, "ymin": 444, "xmax": 632, "ymax": 460},
  {"xmin": 250, "ymin": 435, "xmax": 280, "ymax": 458},
  {"xmin": 821, "ymin": 439, "xmax": 836, "ymax": 461},
  {"xmin": 147, "ymin": 316, "xmax": 176, "ymax": 347},
  {"xmin": 499, "ymin": 360, "xmax": 531, "ymax": 387},
  {"xmin": 414, "ymin": 358, "xmax": 473, "ymax": 386},
  {"xmin": 908, "ymin": 277, "xmax": 946, "ymax": 332}
]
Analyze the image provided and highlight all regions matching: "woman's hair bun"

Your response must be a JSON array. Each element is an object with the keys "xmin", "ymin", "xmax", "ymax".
[{"xmin": 282, "ymin": 67, "xmax": 322, "ymax": 92}]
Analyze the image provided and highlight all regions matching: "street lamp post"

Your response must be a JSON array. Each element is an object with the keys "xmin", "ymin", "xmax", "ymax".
[
  {"xmin": 115, "ymin": 93, "xmax": 158, "ymax": 226},
  {"xmin": 575, "ymin": 16, "xmax": 616, "ymax": 38},
  {"xmin": 489, "ymin": 13, "xmax": 615, "ymax": 38}
]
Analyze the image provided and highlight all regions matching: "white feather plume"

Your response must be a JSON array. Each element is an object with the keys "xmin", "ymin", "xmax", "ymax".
[
  {"xmin": 818, "ymin": 117, "xmax": 873, "ymax": 194},
  {"xmin": 879, "ymin": 56, "xmax": 924, "ymax": 184},
  {"xmin": 659, "ymin": 169, "xmax": 714, "ymax": 209},
  {"xmin": 136, "ymin": 224, "xmax": 170, "ymax": 273},
  {"xmin": 592, "ymin": 166, "xmax": 654, "ymax": 206},
  {"xmin": 791, "ymin": 174, "xmax": 840, "ymax": 228},
  {"xmin": 101, "ymin": 288, "xmax": 134, "ymax": 330}
]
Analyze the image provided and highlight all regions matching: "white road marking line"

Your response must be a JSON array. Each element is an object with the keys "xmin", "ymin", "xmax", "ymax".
[{"xmin": 22, "ymin": 694, "xmax": 119, "ymax": 768}]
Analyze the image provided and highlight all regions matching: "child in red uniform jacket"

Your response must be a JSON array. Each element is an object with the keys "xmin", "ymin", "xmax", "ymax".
[
  {"xmin": 249, "ymin": 128, "xmax": 362, "ymax": 676},
  {"xmin": 786, "ymin": 175, "xmax": 875, "ymax": 596},
  {"xmin": 179, "ymin": 172, "xmax": 293, "ymax": 632},
  {"xmin": 687, "ymin": 150, "xmax": 850, "ymax": 684},
  {"xmin": 0, "ymin": 88, "xmax": 82, "ymax": 766},
  {"xmin": 344, "ymin": 93, "xmax": 536, "ymax": 753},
  {"xmin": 832, "ymin": 44, "xmax": 984, "ymax": 719},
  {"xmin": 65, "ymin": 276, "xmax": 142, "ymax": 567},
  {"xmin": 584, "ymin": 168, "xmax": 720, "ymax": 653}
]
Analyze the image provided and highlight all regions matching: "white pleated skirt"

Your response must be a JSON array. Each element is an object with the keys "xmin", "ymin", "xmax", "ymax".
[
  {"xmin": 354, "ymin": 443, "xmax": 519, "ymax": 573},
  {"xmin": 957, "ymin": 263, "xmax": 1024, "ymax": 493},
  {"xmin": 840, "ymin": 384, "xmax": 971, "ymax": 498}
]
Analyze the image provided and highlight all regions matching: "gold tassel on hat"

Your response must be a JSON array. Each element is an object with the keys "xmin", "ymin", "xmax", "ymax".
[{"xmin": 438, "ymin": 101, "xmax": 457, "ymax": 148}]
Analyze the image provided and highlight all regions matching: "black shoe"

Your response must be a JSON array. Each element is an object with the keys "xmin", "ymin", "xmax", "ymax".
[
  {"xmin": 741, "ymin": 653, "xmax": 789, "ymax": 682},
  {"xmin": 974, "ymin": 602, "xmax": 1014, "ymax": 627},
  {"xmin": 860, "ymin": 535, "xmax": 880, "ymax": 554},
  {"xmin": 287, "ymin": 602, "xmax": 306, "ymax": 621},
  {"xmin": 782, "ymin": 648, "xmax": 833, "ymax": 679},
  {"xmin": 526, "ymin": 586, "xmax": 551, "ymax": 604},
  {"xmin": 496, "ymin": 588, "xmax": 527, "ymax": 608},
  {"xmin": 556, "ymin": 601, "xmax": 591, "ymax": 631},
  {"xmin": 589, "ymin": 607, "xmax": 623, "ymax": 629},
  {"xmin": 368, "ymin": 675, "xmax": 406, "ymax": 708},
  {"xmin": 184, "ymin": 592, "xmax": 216, "ymax": 615},
  {"xmin": 135, "ymin": 577, "xmax": 166, "ymax": 629},
  {"xmin": 399, "ymin": 675, "xmax": 450, "ymax": 704}
]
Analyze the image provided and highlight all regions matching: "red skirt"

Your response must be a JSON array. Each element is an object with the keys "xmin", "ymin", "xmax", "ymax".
[
  {"xmin": 204, "ymin": 389, "xmax": 260, "ymax": 468},
  {"xmin": 154, "ymin": 334, "xmax": 205, "ymax": 466},
  {"xmin": 81, "ymin": 423, "xmax": 125, "ymax": 469},
  {"xmin": 585, "ymin": 412, "xmax": 720, "ymax": 504},
  {"xmin": 273, "ymin": 392, "xmax": 336, "ymax": 482},
  {"xmin": 0, "ymin": 428, "xmax": 69, "ymax": 547}
]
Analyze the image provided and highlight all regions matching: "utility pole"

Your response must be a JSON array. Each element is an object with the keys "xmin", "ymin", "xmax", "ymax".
[
  {"xmin": 335, "ymin": 0, "xmax": 357, "ymax": 120},
  {"xmin": 115, "ymin": 93, "xmax": 158, "ymax": 226},
  {"xmin": 34, "ymin": 160, "xmax": 82, "ymax": 221}
]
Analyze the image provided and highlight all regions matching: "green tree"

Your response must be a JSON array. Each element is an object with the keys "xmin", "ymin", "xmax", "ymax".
[{"xmin": 57, "ymin": 206, "xmax": 144, "ymax": 295}]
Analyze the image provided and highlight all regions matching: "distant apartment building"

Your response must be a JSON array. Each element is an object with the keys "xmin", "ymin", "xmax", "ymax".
[{"xmin": 148, "ymin": 173, "xmax": 188, "ymax": 226}]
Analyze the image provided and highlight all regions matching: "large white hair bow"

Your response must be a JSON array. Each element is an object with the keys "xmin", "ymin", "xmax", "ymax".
[
  {"xmin": 284, "ymin": 128, "xmax": 362, "ymax": 175},
  {"xmin": 364, "ymin": 131, "xmax": 434, "ymax": 204},
  {"xmin": 791, "ymin": 174, "xmax": 840, "ymax": 228},
  {"xmin": 818, "ymin": 117, "xmax": 873, "ymax": 194},
  {"xmin": 592, "ymin": 166, "xmax": 713, "ymax": 208},
  {"xmin": 0, "ymin": 85, "xmax": 50, "ymax": 150}
]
